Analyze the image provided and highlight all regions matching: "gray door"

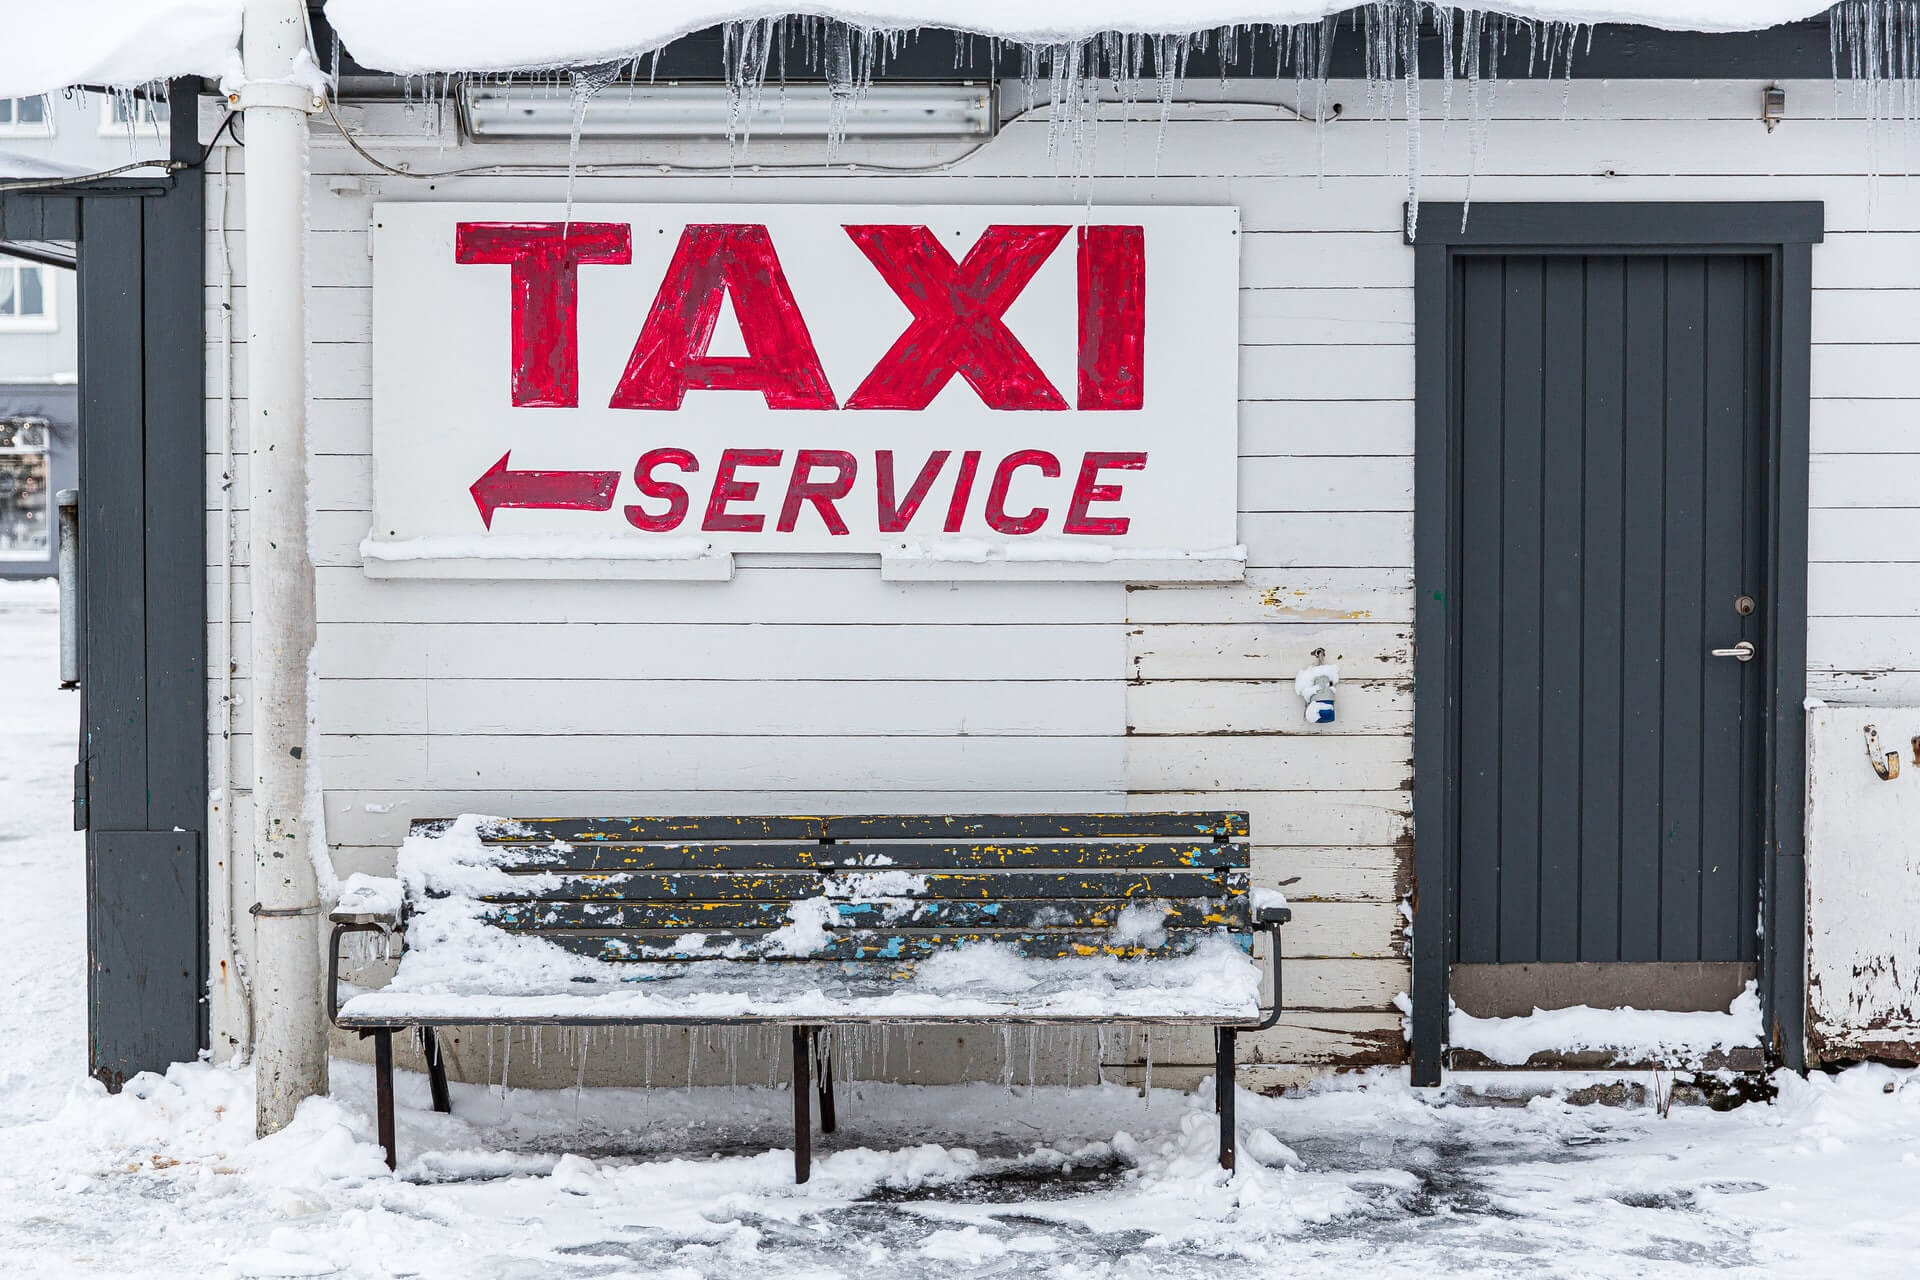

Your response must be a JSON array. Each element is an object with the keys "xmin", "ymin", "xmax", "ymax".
[{"xmin": 1452, "ymin": 253, "xmax": 1766, "ymax": 981}]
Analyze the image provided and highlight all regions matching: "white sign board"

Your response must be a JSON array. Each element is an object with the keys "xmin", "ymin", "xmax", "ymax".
[{"xmin": 367, "ymin": 203, "xmax": 1241, "ymax": 579}]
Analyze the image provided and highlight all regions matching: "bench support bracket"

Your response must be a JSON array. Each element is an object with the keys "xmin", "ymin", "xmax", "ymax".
[
  {"xmin": 421, "ymin": 1026, "xmax": 453, "ymax": 1115},
  {"xmin": 372, "ymin": 1028, "xmax": 396, "ymax": 1171},
  {"xmin": 812, "ymin": 1028, "xmax": 837, "ymax": 1134},
  {"xmin": 1215, "ymin": 1027, "xmax": 1236, "ymax": 1172}
]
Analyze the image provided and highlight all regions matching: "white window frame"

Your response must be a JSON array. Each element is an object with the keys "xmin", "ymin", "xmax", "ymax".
[
  {"xmin": 98, "ymin": 93, "xmax": 167, "ymax": 140},
  {"xmin": 0, "ymin": 261, "xmax": 58, "ymax": 333},
  {"xmin": 0, "ymin": 95, "xmax": 54, "ymax": 138}
]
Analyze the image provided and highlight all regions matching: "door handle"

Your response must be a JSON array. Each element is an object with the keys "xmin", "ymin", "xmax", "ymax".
[{"xmin": 1711, "ymin": 640, "xmax": 1756, "ymax": 662}]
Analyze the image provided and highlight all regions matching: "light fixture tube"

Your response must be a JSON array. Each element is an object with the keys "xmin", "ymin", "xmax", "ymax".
[{"xmin": 462, "ymin": 82, "xmax": 994, "ymax": 141}]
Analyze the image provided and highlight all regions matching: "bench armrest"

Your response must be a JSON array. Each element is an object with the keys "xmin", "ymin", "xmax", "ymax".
[
  {"xmin": 328, "ymin": 917, "xmax": 401, "ymax": 1025},
  {"xmin": 331, "ymin": 873, "xmax": 402, "ymax": 927},
  {"xmin": 1252, "ymin": 911, "xmax": 1288, "ymax": 1032}
]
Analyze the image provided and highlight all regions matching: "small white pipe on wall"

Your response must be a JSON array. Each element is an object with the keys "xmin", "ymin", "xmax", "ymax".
[{"xmin": 237, "ymin": 0, "xmax": 327, "ymax": 1136}]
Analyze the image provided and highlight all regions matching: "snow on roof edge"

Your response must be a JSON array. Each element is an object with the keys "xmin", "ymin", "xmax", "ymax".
[
  {"xmin": 0, "ymin": 1, "xmax": 1851, "ymax": 111},
  {"xmin": 323, "ymin": 1, "xmax": 1835, "ymax": 80},
  {"xmin": 0, "ymin": 1, "xmax": 242, "ymax": 101}
]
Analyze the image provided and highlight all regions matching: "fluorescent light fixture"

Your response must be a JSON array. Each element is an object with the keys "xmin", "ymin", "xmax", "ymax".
[{"xmin": 461, "ymin": 82, "xmax": 994, "ymax": 142}]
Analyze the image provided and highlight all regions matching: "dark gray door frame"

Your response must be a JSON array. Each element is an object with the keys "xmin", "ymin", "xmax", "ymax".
[
  {"xmin": 0, "ymin": 85, "xmax": 208, "ymax": 1087},
  {"xmin": 1409, "ymin": 203, "xmax": 1820, "ymax": 1085}
]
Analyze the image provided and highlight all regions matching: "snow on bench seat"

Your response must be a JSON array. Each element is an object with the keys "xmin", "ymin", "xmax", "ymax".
[{"xmin": 333, "ymin": 812, "xmax": 1274, "ymax": 1027}]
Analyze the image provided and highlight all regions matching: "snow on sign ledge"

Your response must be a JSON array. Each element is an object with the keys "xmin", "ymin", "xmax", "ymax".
[
  {"xmin": 367, "ymin": 203, "xmax": 1242, "ymax": 582},
  {"xmin": 322, "ymin": 1, "xmax": 1835, "ymax": 75}
]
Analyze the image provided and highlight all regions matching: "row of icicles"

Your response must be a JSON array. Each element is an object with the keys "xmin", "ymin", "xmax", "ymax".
[
  {"xmin": 563, "ymin": 2, "xmax": 1920, "ymax": 240},
  {"xmin": 115, "ymin": 2, "xmax": 1920, "ymax": 239}
]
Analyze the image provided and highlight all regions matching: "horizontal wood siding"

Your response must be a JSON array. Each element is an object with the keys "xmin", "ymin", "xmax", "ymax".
[{"xmin": 208, "ymin": 80, "xmax": 1915, "ymax": 1076}]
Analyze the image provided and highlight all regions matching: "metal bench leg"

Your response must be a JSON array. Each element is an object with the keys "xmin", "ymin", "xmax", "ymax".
[
  {"xmin": 1216, "ymin": 1028, "xmax": 1236, "ymax": 1173},
  {"xmin": 421, "ymin": 1026, "xmax": 453, "ymax": 1115},
  {"xmin": 373, "ymin": 1028, "xmax": 397, "ymax": 1171},
  {"xmin": 813, "ymin": 1028, "xmax": 837, "ymax": 1135},
  {"xmin": 791, "ymin": 1026, "xmax": 812, "ymax": 1184}
]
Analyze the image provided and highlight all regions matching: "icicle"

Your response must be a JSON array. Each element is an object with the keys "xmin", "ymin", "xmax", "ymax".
[
  {"xmin": 1143, "ymin": 1031, "xmax": 1153, "ymax": 1100},
  {"xmin": 824, "ymin": 20, "xmax": 856, "ymax": 153},
  {"xmin": 1403, "ymin": 4, "xmax": 1424, "ymax": 243},
  {"xmin": 563, "ymin": 62, "xmax": 620, "ymax": 224},
  {"xmin": 575, "ymin": 1035, "xmax": 587, "ymax": 1121}
]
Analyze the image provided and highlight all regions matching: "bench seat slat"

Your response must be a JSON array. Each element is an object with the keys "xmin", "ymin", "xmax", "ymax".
[
  {"xmin": 542, "ymin": 930, "xmax": 1254, "ymax": 963},
  {"xmin": 488, "ymin": 897, "xmax": 1249, "ymax": 932}
]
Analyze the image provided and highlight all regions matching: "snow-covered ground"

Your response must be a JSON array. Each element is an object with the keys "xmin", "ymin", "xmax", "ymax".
[{"xmin": 4, "ymin": 580, "xmax": 1920, "ymax": 1279}]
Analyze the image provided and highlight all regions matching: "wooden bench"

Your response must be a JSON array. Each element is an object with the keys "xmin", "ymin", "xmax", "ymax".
[{"xmin": 328, "ymin": 812, "xmax": 1289, "ymax": 1181}]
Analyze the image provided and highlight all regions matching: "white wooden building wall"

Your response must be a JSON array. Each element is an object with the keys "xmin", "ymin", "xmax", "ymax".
[{"xmin": 204, "ymin": 77, "xmax": 1920, "ymax": 1081}]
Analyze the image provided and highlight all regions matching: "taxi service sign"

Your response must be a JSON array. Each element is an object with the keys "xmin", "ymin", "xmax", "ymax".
[{"xmin": 366, "ymin": 203, "xmax": 1240, "ymax": 580}]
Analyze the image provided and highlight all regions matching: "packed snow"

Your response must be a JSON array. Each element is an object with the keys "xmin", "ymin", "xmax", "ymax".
[
  {"xmin": 9, "ymin": 576, "xmax": 1920, "ymax": 1280},
  {"xmin": 1450, "ymin": 984, "xmax": 1766, "ymax": 1066}
]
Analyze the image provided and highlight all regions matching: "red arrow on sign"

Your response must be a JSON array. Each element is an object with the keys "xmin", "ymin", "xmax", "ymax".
[{"xmin": 470, "ymin": 452, "xmax": 621, "ymax": 529}]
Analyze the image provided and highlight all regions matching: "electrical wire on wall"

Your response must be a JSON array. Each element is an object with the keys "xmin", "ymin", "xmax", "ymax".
[
  {"xmin": 313, "ymin": 93, "xmax": 1334, "ymax": 181},
  {"xmin": 213, "ymin": 139, "xmax": 255, "ymax": 1060}
]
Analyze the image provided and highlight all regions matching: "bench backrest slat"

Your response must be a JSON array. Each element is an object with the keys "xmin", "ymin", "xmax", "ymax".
[
  {"xmin": 494, "ymin": 840, "xmax": 1239, "ymax": 873},
  {"xmin": 413, "ymin": 812, "xmax": 1252, "ymax": 967},
  {"xmin": 414, "ymin": 812, "xmax": 1248, "ymax": 844},
  {"xmin": 538, "ymin": 930, "xmax": 1239, "ymax": 964},
  {"xmin": 490, "ymin": 896, "xmax": 1243, "ymax": 933}
]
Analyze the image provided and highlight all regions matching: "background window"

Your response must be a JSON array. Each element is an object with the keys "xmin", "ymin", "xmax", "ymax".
[
  {"xmin": 0, "ymin": 419, "xmax": 51, "ymax": 560},
  {"xmin": 0, "ymin": 262, "xmax": 56, "ymax": 331},
  {"xmin": 0, "ymin": 95, "xmax": 53, "ymax": 136},
  {"xmin": 100, "ymin": 93, "xmax": 168, "ymax": 139}
]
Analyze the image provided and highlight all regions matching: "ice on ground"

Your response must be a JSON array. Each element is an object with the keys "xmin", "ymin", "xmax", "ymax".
[
  {"xmin": 1450, "ymin": 982, "xmax": 1765, "ymax": 1066},
  {"xmin": 11, "ymin": 499, "xmax": 1920, "ymax": 1280},
  {"xmin": 8, "ymin": 1051, "xmax": 1920, "ymax": 1279}
]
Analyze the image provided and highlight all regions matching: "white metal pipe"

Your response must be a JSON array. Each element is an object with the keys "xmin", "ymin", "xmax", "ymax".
[{"xmin": 240, "ymin": 0, "xmax": 327, "ymax": 1135}]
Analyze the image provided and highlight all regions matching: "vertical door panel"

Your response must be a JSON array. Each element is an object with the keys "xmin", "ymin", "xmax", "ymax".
[
  {"xmin": 1576, "ymin": 256, "xmax": 1627, "ymax": 961},
  {"xmin": 1453, "ymin": 251, "xmax": 1765, "ymax": 970}
]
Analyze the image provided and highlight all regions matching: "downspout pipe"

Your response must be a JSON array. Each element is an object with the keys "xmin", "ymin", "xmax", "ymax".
[{"xmin": 237, "ymin": 0, "xmax": 328, "ymax": 1136}]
